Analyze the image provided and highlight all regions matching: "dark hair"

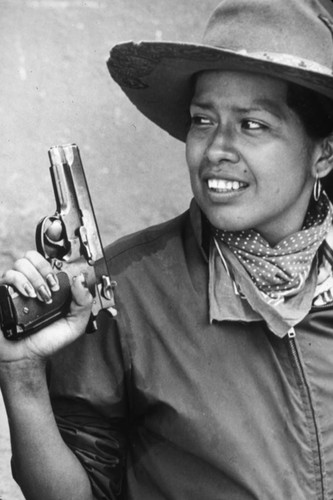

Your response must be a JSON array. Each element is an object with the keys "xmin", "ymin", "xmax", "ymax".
[
  {"xmin": 287, "ymin": 83, "xmax": 333, "ymax": 201},
  {"xmin": 286, "ymin": 83, "xmax": 333, "ymax": 139}
]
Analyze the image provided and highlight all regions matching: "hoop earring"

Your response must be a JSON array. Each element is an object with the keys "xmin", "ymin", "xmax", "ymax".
[{"xmin": 313, "ymin": 174, "xmax": 322, "ymax": 202}]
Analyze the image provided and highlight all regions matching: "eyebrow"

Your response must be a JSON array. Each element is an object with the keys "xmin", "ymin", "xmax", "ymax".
[
  {"xmin": 239, "ymin": 99, "xmax": 285, "ymax": 119},
  {"xmin": 190, "ymin": 98, "xmax": 284, "ymax": 120}
]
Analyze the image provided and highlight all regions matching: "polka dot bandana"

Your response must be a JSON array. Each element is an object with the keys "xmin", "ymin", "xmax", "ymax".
[{"xmin": 212, "ymin": 193, "xmax": 333, "ymax": 300}]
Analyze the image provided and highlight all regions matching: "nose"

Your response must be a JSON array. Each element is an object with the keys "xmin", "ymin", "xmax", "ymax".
[{"xmin": 205, "ymin": 124, "xmax": 240, "ymax": 165}]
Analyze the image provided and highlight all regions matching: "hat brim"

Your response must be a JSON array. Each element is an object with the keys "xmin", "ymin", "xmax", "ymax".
[{"xmin": 108, "ymin": 41, "xmax": 333, "ymax": 142}]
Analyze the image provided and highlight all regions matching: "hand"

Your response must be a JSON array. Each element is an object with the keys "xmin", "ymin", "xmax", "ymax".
[{"xmin": 0, "ymin": 251, "xmax": 92, "ymax": 363}]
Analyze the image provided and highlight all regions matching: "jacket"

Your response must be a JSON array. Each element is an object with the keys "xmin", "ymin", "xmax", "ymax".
[{"xmin": 49, "ymin": 202, "xmax": 333, "ymax": 500}]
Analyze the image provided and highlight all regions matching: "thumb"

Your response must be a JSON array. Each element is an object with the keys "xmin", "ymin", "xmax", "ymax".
[{"xmin": 66, "ymin": 273, "xmax": 93, "ymax": 333}]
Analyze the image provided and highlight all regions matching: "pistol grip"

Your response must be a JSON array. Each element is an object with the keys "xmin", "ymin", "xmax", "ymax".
[{"xmin": 0, "ymin": 272, "xmax": 71, "ymax": 341}]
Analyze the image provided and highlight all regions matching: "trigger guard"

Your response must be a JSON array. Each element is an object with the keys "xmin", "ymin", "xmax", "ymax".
[{"xmin": 35, "ymin": 216, "xmax": 66, "ymax": 258}]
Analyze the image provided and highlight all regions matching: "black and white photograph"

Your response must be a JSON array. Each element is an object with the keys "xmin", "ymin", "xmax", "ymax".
[{"xmin": 1, "ymin": 1, "xmax": 333, "ymax": 499}]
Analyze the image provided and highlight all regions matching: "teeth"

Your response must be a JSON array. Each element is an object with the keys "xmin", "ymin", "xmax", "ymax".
[{"xmin": 207, "ymin": 179, "xmax": 245, "ymax": 191}]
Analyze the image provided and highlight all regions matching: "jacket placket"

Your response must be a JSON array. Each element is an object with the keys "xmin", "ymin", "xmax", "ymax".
[{"xmin": 287, "ymin": 327, "xmax": 327, "ymax": 500}]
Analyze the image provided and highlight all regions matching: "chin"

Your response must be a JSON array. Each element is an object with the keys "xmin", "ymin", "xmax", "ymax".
[{"xmin": 204, "ymin": 210, "xmax": 248, "ymax": 233}]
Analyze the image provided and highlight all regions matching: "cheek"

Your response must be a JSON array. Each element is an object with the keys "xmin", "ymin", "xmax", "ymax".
[
  {"xmin": 186, "ymin": 134, "xmax": 206, "ymax": 168},
  {"xmin": 185, "ymin": 145, "xmax": 203, "ymax": 196},
  {"xmin": 185, "ymin": 139, "xmax": 195, "ymax": 168}
]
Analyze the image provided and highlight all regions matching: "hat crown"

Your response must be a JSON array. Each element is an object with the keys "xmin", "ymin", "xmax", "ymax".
[{"xmin": 203, "ymin": 0, "xmax": 333, "ymax": 71}]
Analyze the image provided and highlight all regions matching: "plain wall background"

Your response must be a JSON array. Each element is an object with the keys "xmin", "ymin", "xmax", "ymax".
[
  {"xmin": 0, "ymin": 0, "xmax": 219, "ymax": 268},
  {"xmin": 0, "ymin": 1, "xmax": 219, "ymax": 498}
]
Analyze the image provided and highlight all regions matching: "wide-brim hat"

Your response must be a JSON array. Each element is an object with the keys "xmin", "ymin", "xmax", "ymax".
[{"xmin": 107, "ymin": 0, "xmax": 333, "ymax": 144}]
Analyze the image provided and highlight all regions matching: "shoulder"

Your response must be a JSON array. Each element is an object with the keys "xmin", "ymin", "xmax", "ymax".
[{"xmin": 105, "ymin": 210, "xmax": 190, "ymax": 268}]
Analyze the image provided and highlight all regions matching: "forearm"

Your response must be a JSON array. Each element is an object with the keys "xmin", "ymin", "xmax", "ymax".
[{"xmin": 0, "ymin": 359, "xmax": 94, "ymax": 500}]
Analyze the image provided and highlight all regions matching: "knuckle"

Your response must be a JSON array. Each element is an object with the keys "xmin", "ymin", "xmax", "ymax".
[
  {"xmin": 1, "ymin": 269, "xmax": 15, "ymax": 281},
  {"xmin": 24, "ymin": 250, "xmax": 41, "ymax": 265},
  {"xmin": 21, "ymin": 250, "xmax": 51, "ymax": 277},
  {"xmin": 13, "ymin": 257, "xmax": 28, "ymax": 270},
  {"xmin": 24, "ymin": 250, "xmax": 36, "ymax": 261}
]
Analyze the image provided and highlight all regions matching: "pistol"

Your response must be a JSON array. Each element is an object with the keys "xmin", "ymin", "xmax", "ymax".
[{"xmin": 0, "ymin": 144, "xmax": 117, "ymax": 340}]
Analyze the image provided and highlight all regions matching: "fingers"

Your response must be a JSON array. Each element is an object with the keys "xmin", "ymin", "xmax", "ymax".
[
  {"xmin": 0, "ymin": 271, "xmax": 93, "ymax": 361},
  {"xmin": 45, "ymin": 219, "xmax": 63, "ymax": 242},
  {"xmin": 43, "ymin": 218, "xmax": 65, "ymax": 258},
  {"xmin": 1, "ymin": 269, "xmax": 37, "ymax": 298},
  {"xmin": 1, "ymin": 251, "xmax": 59, "ymax": 302}
]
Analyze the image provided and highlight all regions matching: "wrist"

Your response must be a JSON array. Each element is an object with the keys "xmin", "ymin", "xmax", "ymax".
[{"xmin": 0, "ymin": 357, "xmax": 47, "ymax": 394}]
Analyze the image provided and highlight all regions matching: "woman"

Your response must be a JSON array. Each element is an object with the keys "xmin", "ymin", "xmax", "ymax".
[{"xmin": 1, "ymin": 0, "xmax": 333, "ymax": 498}]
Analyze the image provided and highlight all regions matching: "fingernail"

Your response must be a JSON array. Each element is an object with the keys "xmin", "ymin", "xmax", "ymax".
[
  {"xmin": 46, "ymin": 273, "xmax": 59, "ymax": 291},
  {"xmin": 37, "ymin": 284, "xmax": 52, "ymax": 304},
  {"xmin": 73, "ymin": 273, "xmax": 88, "ymax": 288},
  {"xmin": 24, "ymin": 282, "xmax": 37, "ymax": 298}
]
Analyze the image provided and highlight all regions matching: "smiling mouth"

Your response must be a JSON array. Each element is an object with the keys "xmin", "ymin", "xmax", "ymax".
[{"xmin": 207, "ymin": 179, "xmax": 248, "ymax": 192}]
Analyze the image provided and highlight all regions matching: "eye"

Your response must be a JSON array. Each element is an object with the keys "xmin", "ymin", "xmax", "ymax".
[
  {"xmin": 241, "ymin": 119, "xmax": 268, "ymax": 131},
  {"xmin": 190, "ymin": 115, "xmax": 213, "ymax": 127}
]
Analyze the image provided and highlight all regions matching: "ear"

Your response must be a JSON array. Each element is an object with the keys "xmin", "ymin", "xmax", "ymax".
[{"xmin": 313, "ymin": 134, "xmax": 333, "ymax": 179}]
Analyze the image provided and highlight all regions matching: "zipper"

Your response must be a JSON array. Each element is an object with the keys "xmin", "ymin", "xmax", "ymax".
[{"xmin": 287, "ymin": 327, "xmax": 326, "ymax": 499}]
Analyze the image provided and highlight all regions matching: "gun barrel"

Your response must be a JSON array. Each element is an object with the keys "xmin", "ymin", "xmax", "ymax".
[
  {"xmin": 49, "ymin": 143, "xmax": 116, "ymax": 312},
  {"xmin": 49, "ymin": 144, "xmax": 105, "ymax": 265}
]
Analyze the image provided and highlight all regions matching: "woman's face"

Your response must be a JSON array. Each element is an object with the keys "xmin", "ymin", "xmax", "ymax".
[{"xmin": 186, "ymin": 70, "xmax": 324, "ymax": 245}]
